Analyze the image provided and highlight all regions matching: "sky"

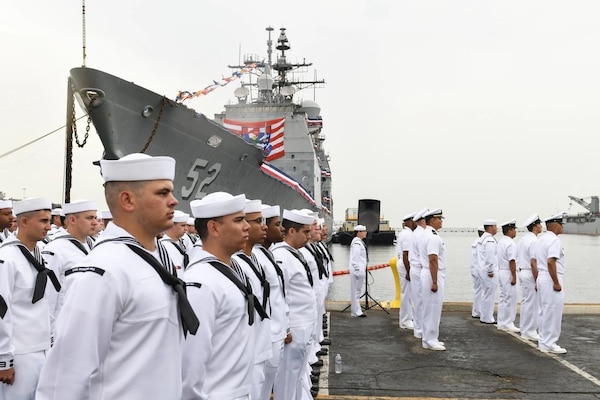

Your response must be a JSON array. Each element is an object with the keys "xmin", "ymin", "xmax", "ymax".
[{"xmin": 2, "ymin": 0, "xmax": 600, "ymax": 228}]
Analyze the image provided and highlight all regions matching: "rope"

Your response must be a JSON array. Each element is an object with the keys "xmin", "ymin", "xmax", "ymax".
[{"xmin": 332, "ymin": 263, "xmax": 390, "ymax": 276}]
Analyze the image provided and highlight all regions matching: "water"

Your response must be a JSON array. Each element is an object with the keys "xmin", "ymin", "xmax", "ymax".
[{"xmin": 326, "ymin": 231, "xmax": 600, "ymax": 304}]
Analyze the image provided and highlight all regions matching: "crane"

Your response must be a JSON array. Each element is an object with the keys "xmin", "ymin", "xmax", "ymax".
[{"xmin": 568, "ymin": 196, "xmax": 600, "ymax": 214}]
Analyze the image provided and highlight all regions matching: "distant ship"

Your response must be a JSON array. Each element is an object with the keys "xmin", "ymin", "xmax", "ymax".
[
  {"xmin": 562, "ymin": 195, "xmax": 600, "ymax": 235},
  {"xmin": 66, "ymin": 27, "xmax": 333, "ymax": 235},
  {"xmin": 331, "ymin": 208, "xmax": 396, "ymax": 245}
]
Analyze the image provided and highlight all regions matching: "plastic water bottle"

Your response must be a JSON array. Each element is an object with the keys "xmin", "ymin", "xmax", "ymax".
[{"xmin": 334, "ymin": 353, "xmax": 342, "ymax": 374}]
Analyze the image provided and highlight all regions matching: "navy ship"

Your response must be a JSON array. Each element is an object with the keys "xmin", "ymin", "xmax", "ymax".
[
  {"xmin": 562, "ymin": 195, "xmax": 600, "ymax": 235},
  {"xmin": 67, "ymin": 27, "xmax": 333, "ymax": 234}
]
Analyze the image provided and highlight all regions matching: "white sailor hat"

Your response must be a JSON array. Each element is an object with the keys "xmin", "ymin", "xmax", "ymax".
[
  {"xmin": 63, "ymin": 200, "xmax": 97, "ymax": 215},
  {"xmin": 100, "ymin": 153, "xmax": 175, "ymax": 182},
  {"xmin": 402, "ymin": 212, "xmax": 416, "ymax": 221},
  {"xmin": 13, "ymin": 197, "xmax": 52, "ymax": 215},
  {"xmin": 318, "ymin": 218, "xmax": 325, "ymax": 226},
  {"xmin": 412, "ymin": 207, "xmax": 429, "ymax": 221},
  {"xmin": 477, "ymin": 225, "xmax": 485, "ymax": 232},
  {"xmin": 300, "ymin": 208, "xmax": 319, "ymax": 221},
  {"xmin": 261, "ymin": 205, "xmax": 280, "ymax": 219},
  {"xmin": 354, "ymin": 224, "xmax": 367, "ymax": 231},
  {"xmin": 501, "ymin": 219, "xmax": 517, "ymax": 228},
  {"xmin": 483, "ymin": 219, "xmax": 497, "ymax": 226},
  {"xmin": 522, "ymin": 213, "xmax": 541, "ymax": 228},
  {"xmin": 0, "ymin": 200, "xmax": 12, "ymax": 209},
  {"xmin": 51, "ymin": 208, "xmax": 63, "ymax": 216},
  {"xmin": 544, "ymin": 213, "xmax": 564, "ymax": 224},
  {"xmin": 173, "ymin": 210, "xmax": 189, "ymax": 223},
  {"xmin": 423, "ymin": 208, "xmax": 443, "ymax": 219},
  {"xmin": 283, "ymin": 209, "xmax": 314, "ymax": 225},
  {"xmin": 244, "ymin": 199, "xmax": 263, "ymax": 214},
  {"xmin": 187, "ymin": 217, "xmax": 195, "ymax": 225},
  {"xmin": 100, "ymin": 210, "xmax": 113, "ymax": 220},
  {"xmin": 190, "ymin": 192, "xmax": 246, "ymax": 218}
]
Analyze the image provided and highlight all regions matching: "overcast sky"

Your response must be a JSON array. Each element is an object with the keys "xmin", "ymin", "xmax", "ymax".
[{"xmin": 2, "ymin": 1, "xmax": 599, "ymax": 228}]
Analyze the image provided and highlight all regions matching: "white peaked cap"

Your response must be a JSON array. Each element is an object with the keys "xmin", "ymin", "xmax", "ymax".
[
  {"xmin": 477, "ymin": 225, "xmax": 485, "ymax": 232},
  {"xmin": 522, "ymin": 213, "xmax": 541, "ymax": 227},
  {"xmin": 63, "ymin": 200, "xmax": 98, "ymax": 215},
  {"xmin": 190, "ymin": 192, "xmax": 246, "ymax": 218},
  {"xmin": 0, "ymin": 200, "xmax": 12, "ymax": 209},
  {"xmin": 354, "ymin": 224, "xmax": 367, "ymax": 231},
  {"xmin": 283, "ymin": 209, "xmax": 314, "ymax": 225},
  {"xmin": 402, "ymin": 212, "xmax": 416, "ymax": 221},
  {"xmin": 100, "ymin": 153, "xmax": 175, "ymax": 182},
  {"xmin": 187, "ymin": 217, "xmax": 195, "ymax": 225},
  {"xmin": 412, "ymin": 207, "xmax": 429, "ymax": 221},
  {"xmin": 244, "ymin": 199, "xmax": 263, "ymax": 214},
  {"xmin": 13, "ymin": 197, "xmax": 52, "ymax": 215},
  {"xmin": 262, "ymin": 204, "xmax": 281, "ymax": 219},
  {"xmin": 51, "ymin": 208, "xmax": 63, "ymax": 216},
  {"xmin": 501, "ymin": 219, "xmax": 517, "ymax": 228},
  {"xmin": 423, "ymin": 208, "xmax": 443, "ymax": 218},
  {"xmin": 173, "ymin": 210, "xmax": 190, "ymax": 223},
  {"xmin": 544, "ymin": 213, "xmax": 564, "ymax": 223},
  {"xmin": 483, "ymin": 219, "xmax": 497, "ymax": 226},
  {"xmin": 100, "ymin": 210, "xmax": 113, "ymax": 220}
]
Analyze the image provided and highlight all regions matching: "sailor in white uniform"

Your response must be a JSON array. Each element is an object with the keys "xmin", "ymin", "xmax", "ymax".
[
  {"xmin": 41, "ymin": 199, "xmax": 98, "ymax": 324},
  {"xmin": 420, "ymin": 209, "xmax": 446, "ymax": 351},
  {"xmin": 470, "ymin": 226, "xmax": 485, "ymax": 318},
  {"xmin": 271, "ymin": 209, "xmax": 317, "ymax": 400},
  {"xmin": 159, "ymin": 210, "xmax": 190, "ymax": 271},
  {"xmin": 182, "ymin": 192, "xmax": 259, "ymax": 400},
  {"xmin": 396, "ymin": 212, "xmax": 416, "ymax": 329},
  {"xmin": 496, "ymin": 220, "xmax": 520, "ymax": 333},
  {"xmin": 47, "ymin": 208, "xmax": 64, "ymax": 240},
  {"xmin": 409, "ymin": 207, "xmax": 429, "ymax": 339},
  {"xmin": 232, "ymin": 199, "xmax": 272, "ymax": 400},
  {"xmin": 0, "ymin": 197, "xmax": 55, "ymax": 400},
  {"xmin": 254, "ymin": 204, "xmax": 289, "ymax": 400},
  {"xmin": 535, "ymin": 213, "xmax": 567, "ymax": 354},
  {"xmin": 517, "ymin": 214, "xmax": 542, "ymax": 341},
  {"xmin": 0, "ymin": 201, "xmax": 13, "ymax": 244},
  {"xmin": 36, "ymin": 153, "xmax": 199, "ymax": 400},
  {"xmin": 477, "ymin": 219, "xmax": 499, "ymax": 324},
  {"xmin": 349, "ymin": 224, "xmax": 368, "ymax": 318}
]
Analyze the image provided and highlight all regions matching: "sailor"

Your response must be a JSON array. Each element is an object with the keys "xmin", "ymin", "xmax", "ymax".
[
  {"xmin": 41, "ymin": 199, "xmax": 98, "ymax": 323},
  {"xmin": 182, "ymin": 192, "xmax": 261, "ymax": 399},
  {"xmin": 0, "ymin": 200, "xmax": 13, "ymax": 243},
  {"xmin": 0, "ymin": 197, "xmax": 54, "ymax": 399},
  {"xmin": 232, "ymin": 199, "xmax": 272, "ymax": 400},
  {"xmin": 517, "ymin": 214, "xmax": 542, "ymax": 341},
  {"xmin": 477, "ymin": 219, "xmax": 499, "ymax": 324},
  {"xmin": 317, "ymin": 219, "xmax": 334, "ymax": 303},
  {"xmin": 160, "ymin": 210, "xmax": 190, "ymax": 270},
  {"xmin": 470, "ymin": 226, "xmax": 485, "ymax": 319},
  {"xmin": 396, "ymin": 212, "xmax": 416, "ymax": 329},
  {"xmin": 349, "ymin": 224, "xmax": 368, "ymax": 318},
  {"xmin": 496, "ymin": 220, "xmax": 520, "ymax": 333},
  {"xmin": 36, "ymin": 153, "xmax": 198, "ymax": 400},
  {"xmin": 271, "ymin": 209, "xmax": 317, "ymax": 400},
  {"xmin": 409, "ymin": 207, "xmax": 429, "ymax": 339},
  {"xmin": 254, "ymin": 204, "xmax": 289, "ymax": 400},
  {"xmin": 535, "ymin": 213, "xmax": 567, "ymax": 354},
  {"xmin": 185, "ymin": 217, "xmax": 200, "ymax": 247},
  {"xmin": 48, "ymin": 208, "xmax": 64, "ymax": 240}
]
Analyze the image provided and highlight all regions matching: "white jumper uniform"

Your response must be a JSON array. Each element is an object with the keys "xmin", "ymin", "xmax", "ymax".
[
  {"xmin": 535, "ymin": 231, "xmax": 565, "ymax": 351},
  {"xmin": 476, "ymin": 232, "xmax": 498, "ymax": 323},
  {"xmin": 470, "ymin": 237, "xmax": 482, "ymax": 318},
  {"xmin": 0, "ymin": 237, "xmax": 53, "ymax": 400},
  {"xmin": 36, "ymin": 223, "xmax": 183, "ymax": 400},
  {"xmin": 409, "ymin": 225, "xmax": 426, "ymax": 338},
  {"xmin": 396, "ymin": 227, "xmax": 413, "ymax": 328},
  {"xmin": 497, "ymin": 235, "xmax": 518, "ymax": 329},
  {"xmin": 517, "ymin": 232, "xmax": 539, "ymax": 338},
  {"xmin": 348, "ymin": 237, "xmax": 367, "ymax": 317},
  {"xmin": 160, "ymin": 235, "xmax": 188, "ymax": 271},
  {"xmin": 420, "ymin": 227, "xmax": 446, "ymax": 348}
]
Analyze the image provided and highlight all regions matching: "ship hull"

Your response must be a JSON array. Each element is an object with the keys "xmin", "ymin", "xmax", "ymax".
[
  {"xmin": 69, "ymin": 67, "xmax": 321, "ymax": 215},
  {"xmin": 562, "ymin": 215, "xmax": 600, "ymax": 235},
  {"xmin": 332, "ymin": 230, "xmax": 396, "ymax": 246}
]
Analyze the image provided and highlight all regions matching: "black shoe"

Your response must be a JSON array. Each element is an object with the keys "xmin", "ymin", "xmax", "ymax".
[
  {"xmin": 311, "ymin": 359, "xmax": 324, "ymax": 368},
  {"xmin": 311, "ymin": 384, "xmax": 319, "ymax": 391},
  {"xmin": 310, "ymin": 389, "xmax": 319, "ymax": 398},
  {"xmin": 316, "ymin": 349, "xmax": 328, "ymax": 356},
  {"xmin": 311, "ymin": 374, "xmax": 319, "ymax": 383},
  {"xmin": 358, "ymin": 314, "xmax": 367, "ymax": 318},
  {"xmin": 480, "ymin": 320, "xmax": 496, "ymax": 324},
  {"xmin": 320, "ymin": 338, "xmax": 331, "ymax": 346},
  {"xmin": 322, "ymin": 323, "xmax": 328, "ymax": 329},
  {"xmin": 323, "ymin": 330, "xmax": 328, "ymax": 337},
  {"xmin": 311, "ymin": 369, "xmax": 321, "ymax": 376}
]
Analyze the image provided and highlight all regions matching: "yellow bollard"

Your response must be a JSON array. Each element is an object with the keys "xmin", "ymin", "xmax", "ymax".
[{"xmin": 387, "ymin": 257, "xmax": 401, "ymax": 309}]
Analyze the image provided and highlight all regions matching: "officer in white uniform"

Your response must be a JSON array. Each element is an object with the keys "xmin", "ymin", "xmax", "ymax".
[
  {"xmin": 420, "ymin": 208, "xmax": 446, "ymax": 351},
  {"xmin": 0, "ymin": 197, "xmax": 54, "ymax": 400},
  {"xmin": 272, "ymin": 210, "xmax": 317, "ymax": 400},
  {"xmin": 233, "ymin": 199, "xmax": 272, "ymax": 400},
  {"xmin": 41, "ymin": 199, "xmax": 98, "ymax": 323},
  {"xmin": 496, "ymin": 220, "xmax": 520, "ymax": 333},
  {"xmin": 477, "ymin": 219, "xmax": 499, "ymax": 324},
  {"xmin": 0, "ymin": 201, "xmax": 13, "ymax": 243},
  {"xmin": 182, "ymin": 192, "xmax": 257, "ymax": 400},
  {"xmin": 160, "ymin": 210, "xmax": 190, "ymax": 271},
  {"xmin": 37, "ymin": 153, "xmax": 199, "ymax": 400},
  {"xmin": 254, "ymin": 204, "xmax": 289, "ymax": 400},
  {"xmin": 349, "ymin": 224, "xmax": 368, "ymax": 318},
  {"xmin": 470, "ymin": 226, "xmax": 484, "ymax": 318},
  {"xmin": 517, "ymin": 214, "xmax": 542, "ymax": 341},
  {"xmin": 535, "ymin": 213, "xmax": 567, "ymax": 354},
  {"xmin": 409, "ymin": 207, "xmax": 429, "ymax": 339},
  {"xmin": 396, "ymin": 212, "xmax": 416, "ymax": 329}
]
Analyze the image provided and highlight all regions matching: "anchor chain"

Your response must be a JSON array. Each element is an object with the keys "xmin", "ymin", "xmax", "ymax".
[
  {"xmin": 140, "ymin": 96, "xmax": 168, "ymax": 153},
  {"xmin": 72, "ymin": 95, "xmax": 93, "ymax": 148}
]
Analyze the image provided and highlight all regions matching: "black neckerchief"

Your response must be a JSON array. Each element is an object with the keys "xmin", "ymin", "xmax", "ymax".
[
  {"xmin": 257, "ymin": 246, "xmax": 285, "ymax": 297},
  {"xmin": 237, "ymin": 252, "xmax": 270, "ymax": 312}
]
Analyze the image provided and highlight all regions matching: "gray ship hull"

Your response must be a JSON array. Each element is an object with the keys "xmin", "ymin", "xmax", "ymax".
[
  {"xmin": 69, "ymin": 67, "xmax": 321, "ymax": 215},
  {"xmin": 562, "ymin": 214, "xmax": 600, "ymax": 235}
]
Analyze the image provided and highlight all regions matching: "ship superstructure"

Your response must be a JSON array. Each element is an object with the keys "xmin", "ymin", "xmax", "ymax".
[{"xmin": 562, "ymin": 195, "xmax": 600, "ymax": 235}]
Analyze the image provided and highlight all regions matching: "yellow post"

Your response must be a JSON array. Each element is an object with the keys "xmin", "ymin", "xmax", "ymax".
[{"xmin": 387, "ymin": 256, "xmax": 401, "ymax": 309}]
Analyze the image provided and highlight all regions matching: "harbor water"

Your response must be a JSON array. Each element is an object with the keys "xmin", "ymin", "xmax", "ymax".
[{"xmin": 326, "ymin": 230, "xmax": 600, "ymax": 304}]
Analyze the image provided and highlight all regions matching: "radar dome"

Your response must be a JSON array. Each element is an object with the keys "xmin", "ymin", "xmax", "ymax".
[
  {"xmin": 299, "ymin": 99, "xmax": 321, "ymax": 119},
  {"xmin": 257, "ymin": 73, "xmax": 274, "ymax": 91}
]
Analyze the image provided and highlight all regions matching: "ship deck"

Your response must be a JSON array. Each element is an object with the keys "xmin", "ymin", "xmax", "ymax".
[{"xmin": 316, "ymin": 302, "xmax": 600, "ymax": 399}]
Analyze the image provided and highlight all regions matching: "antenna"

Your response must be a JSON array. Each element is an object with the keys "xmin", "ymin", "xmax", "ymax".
[{"xmin": 81, "ymin": 0, "xmax": 87, "ymax": 67}]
